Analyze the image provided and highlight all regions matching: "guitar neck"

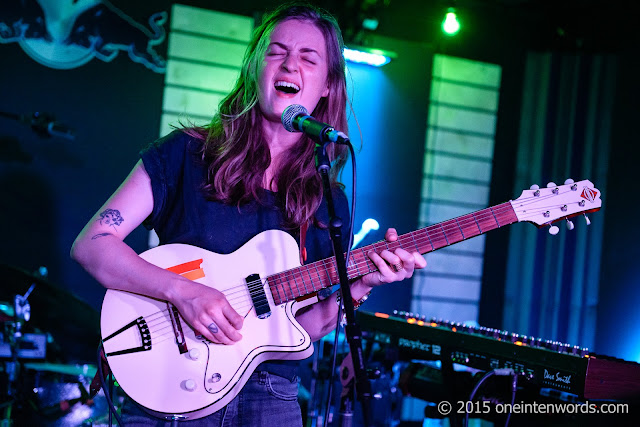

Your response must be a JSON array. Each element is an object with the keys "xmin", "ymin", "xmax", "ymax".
[{"xmin": 269, "ymin": 201, "xmax": 518, "ymax": 305}]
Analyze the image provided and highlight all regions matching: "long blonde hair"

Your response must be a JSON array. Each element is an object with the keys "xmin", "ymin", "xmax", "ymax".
[{"xmin": 184, "ymin": 2, "xmax": 349, "ymax": 229}]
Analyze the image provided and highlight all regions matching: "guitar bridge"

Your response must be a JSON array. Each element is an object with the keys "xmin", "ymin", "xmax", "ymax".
[{"xmin": 103, "ymin": 316, "xmax": 152, "ymax": 356}]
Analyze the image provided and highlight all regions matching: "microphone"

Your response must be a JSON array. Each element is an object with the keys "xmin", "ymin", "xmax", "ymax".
[
  {"xmin": 281, "ymin": 104, "xmax": 348, "ymax": 144},
  {"xmin": 24, "ymin": 112, "xmax": 76, "ymax": 140}
]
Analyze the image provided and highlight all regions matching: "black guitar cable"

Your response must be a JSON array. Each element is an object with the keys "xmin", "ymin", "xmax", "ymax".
[{"xmin": 463, "ymin": 368, "xmax": 517, "ymax": 427}]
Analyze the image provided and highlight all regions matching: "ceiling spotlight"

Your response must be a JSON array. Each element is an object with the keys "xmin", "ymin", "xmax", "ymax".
[
  {"xmin": 344, "ymin": 47, "xmax": 395, "ymax": 67},
  {"xmin": 442, "ymin": 7, "xmax": 460, "ymax": 36}
]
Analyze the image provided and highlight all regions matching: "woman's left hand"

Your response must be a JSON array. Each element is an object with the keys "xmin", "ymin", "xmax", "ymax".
[
  {"xmin": 296, "ymin": 228, "xmax": 426, "ymax": 341},
  {"xmin": 359, "ymin": 228, "xmax": 427, "ymax": 288}
]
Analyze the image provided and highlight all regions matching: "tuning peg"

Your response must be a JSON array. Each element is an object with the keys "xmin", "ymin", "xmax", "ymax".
[
  {"xmin": 546, "ymin": 182, "xmax": 557, "ymax": 188},
  {"xmin": 564, "ymin": 178, "xmax": 574, "ymax": 185},
  {"xmin": 584, "ymin": 214, "xmax": 591, "ymax": 226},
  {"xmin": 529, "ymin": 184, "xmax": 539, "ymax": 190},
  {"xmin": 548, "ymin": 225, "xmax": 560, "ymax": 235},
  {"xmin": 566, "ymin": 219, "xmax": 574, "ymax": 230}
]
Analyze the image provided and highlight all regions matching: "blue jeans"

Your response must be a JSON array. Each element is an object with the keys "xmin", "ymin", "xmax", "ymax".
[{"xmin": 120, "ymin": 371, "xmax": 303, "ymax": 426}]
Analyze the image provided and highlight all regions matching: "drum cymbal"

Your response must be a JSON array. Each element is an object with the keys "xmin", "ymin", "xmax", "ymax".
[
  {"xmin": 0, "ymin": 301, "xmax": 13, "ymax": 322},
  {"xmin": 0, "ymin": 263, "xmax": 100, "ymax": 363}
]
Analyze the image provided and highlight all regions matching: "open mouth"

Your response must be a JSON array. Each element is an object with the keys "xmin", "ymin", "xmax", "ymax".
[{"xmin": 275, "ymin": 81, "xmax": 300, "ymax": 94}]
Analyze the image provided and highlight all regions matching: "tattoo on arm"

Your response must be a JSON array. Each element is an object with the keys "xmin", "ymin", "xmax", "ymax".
[
  {"xmin": 91, "ymin": 233, "xmax": 113, "ymax": 240},
  {"xmin": 97, "ymin": 208, "xmax": 124, "ymax": 230}
]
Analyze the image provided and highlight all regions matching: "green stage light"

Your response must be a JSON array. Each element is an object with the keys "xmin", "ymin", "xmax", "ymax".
[{"xmin": 442, "ymin": 8, "xmax": 460, "ymax": 36}]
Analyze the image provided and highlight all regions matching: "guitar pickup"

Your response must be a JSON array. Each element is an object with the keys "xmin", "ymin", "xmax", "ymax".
[{"xmin": 246, "ymin": 274, "xmax": 271, "ymax": 318}]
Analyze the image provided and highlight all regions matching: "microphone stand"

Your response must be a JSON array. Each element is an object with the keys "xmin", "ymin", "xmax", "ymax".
[{"xmin": 315, "ymin": 141, "xmax": 373, "ymax": 427}]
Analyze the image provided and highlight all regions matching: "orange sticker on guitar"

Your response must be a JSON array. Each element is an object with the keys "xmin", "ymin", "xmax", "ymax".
[
  {"xmin": 180, "ymin": 269, "xmax": 205, "ymax": 281},
  {"xmin": 166, "ymin": 259, "xmax": 205, "ymax": 280},
  {"xmin": 581, "ymin": 187, "xmax": 598, "ymax": 202}
]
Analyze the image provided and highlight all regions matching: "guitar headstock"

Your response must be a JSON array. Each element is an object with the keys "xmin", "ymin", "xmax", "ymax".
[{"xmin": 511, "ymin": 179, "xmax": 601, "ymax": 230}]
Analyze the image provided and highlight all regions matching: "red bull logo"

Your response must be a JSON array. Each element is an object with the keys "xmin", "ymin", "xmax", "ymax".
[{"xmin": 0, "ymin": 0, "xmax": 166, "ymax": 73}]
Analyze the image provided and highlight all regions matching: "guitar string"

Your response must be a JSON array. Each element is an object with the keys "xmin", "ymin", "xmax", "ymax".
[
  {"xmin": 513, "ymin": 189, "xmax": 581, "ymax": 209},
  {"xmin": 265, "ymin": 202, "xmax": 581, "ymax": 303},
  {"xmin": 136, "ymin": 206, "xmax": 516, "ymax": 336},
  {"xmin": 202, "ymin": 191, "xmax": 584, "ymax": 306},
  {"xmin": 267, "ymin": 193, "xmax": 584, "ymax": 295},
  {"xmin": 123, "ymin": 292, "xmax": 257, "ymax": 344},
  {"xmin": 116, "ymin": 189, "xmax": 592, "ymax": 343},
  {"xmin": 136, "ymin": 305, "xmax": 256, "ymax": 348},
  {"xmin": 241, "ymin": 193, "xmax": 587, "ymax": 305},
  {"xmin": 119, "ymin": 308, "xmax": 179, "ymax": 347}
]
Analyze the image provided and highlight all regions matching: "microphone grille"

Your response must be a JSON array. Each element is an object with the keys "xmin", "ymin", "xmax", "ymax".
[{"xmin": 281, "ymin": 104, "xmax": 308, "ymax": 132}]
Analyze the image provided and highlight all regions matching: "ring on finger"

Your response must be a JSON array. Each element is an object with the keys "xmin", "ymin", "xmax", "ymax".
[
  {"xmin": 207, "ymin": 322, "xmax": 219, "ymax": 334},
  {"xmin": 391, "ymin": 262, "xmax": 403, "ymax": 272}
]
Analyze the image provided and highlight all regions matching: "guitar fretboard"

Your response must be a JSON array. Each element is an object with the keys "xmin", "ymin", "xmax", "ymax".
[{"xmin": 268, "ymin": 201, "xmax": 518, "ymax": 305}]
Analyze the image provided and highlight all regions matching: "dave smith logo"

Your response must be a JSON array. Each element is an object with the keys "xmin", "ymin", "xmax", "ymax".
[
  {"xmin": 580, "ymin": 187, "xmax": 598, "ymax": 203},
  {"xmin": 544, "ymin": 369, "xmax": 572, "ymax": 385},
  {"xmin": 0, "ymin": 0, "xmax": 166, "ymax": 72}
]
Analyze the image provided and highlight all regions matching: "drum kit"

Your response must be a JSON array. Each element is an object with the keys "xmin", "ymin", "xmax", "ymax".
[{"xmin": 0, "ymin": 263, "xmax": 109, "ymax": 426}]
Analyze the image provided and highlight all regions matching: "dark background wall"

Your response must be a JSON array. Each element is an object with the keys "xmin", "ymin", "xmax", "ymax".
[
  {"xmin": 1, "ymin": 0, "xmax": 639, "ymax": 364},
  {"xmin": 0, "ymin": 1, "xmax": 168, "ymax": 361},
  {"xmin": 0, "ymin": 38, "xmax": 164, "ymax": 297}
]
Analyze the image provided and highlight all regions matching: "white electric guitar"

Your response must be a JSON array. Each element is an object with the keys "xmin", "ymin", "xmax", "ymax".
[{"xmin": 100, "ymin": 179, "xmax": 601, "ymax": 420}]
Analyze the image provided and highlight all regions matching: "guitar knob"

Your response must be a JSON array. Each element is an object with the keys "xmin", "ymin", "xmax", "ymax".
[
  {"xmin": 564, "ymin": 178, "xmax": 574, "ymax": 185},
  {"xmin": 548, "ymin": 225, "xmax": 559, "ymax": 235},
  {"xmin": 566, "ymin": 219, "xmax": 574, "ymax": 230},
  {"xmin": 546, "ymin": 182, "xmax": 557, "ymax": 188},
  {"xmin": 529, "ymin": 184, "xmax": 540, "ymax": 190},
  {"xmin": 184, "ymin": 379, "xmax": 197, "ymax": 391},
  {"xmin": 584, "ymin": 214, "xmax": 591, "ymax": 225},
  {"xmin": 188, "ymin": 348, "xmax": 200, "ymax": 360}
]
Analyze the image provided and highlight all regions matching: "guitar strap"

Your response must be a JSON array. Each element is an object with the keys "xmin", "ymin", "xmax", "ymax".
[
  {"xmin": 299, "ymin": 221, "xmax": 308, "ymax": 265},
  {"xmin": 89, "ymin": 346, "xmax": 111, "ymax": 399}
]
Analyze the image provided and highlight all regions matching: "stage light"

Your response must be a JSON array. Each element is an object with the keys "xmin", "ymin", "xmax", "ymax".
[
  {"xmin": 362, "ymin": 18, "xmax": 379, "ymax": 31},
  {"xmin": 344, "ymin": 47, "xmax": 394, "ymax": 67},
  {"xmin": 352, "ymin": 218, "xmax": 380, "ymax": 248},
  {"xmin": 442, "ymin": 7, "xmax": 460, "ymax": 36}
]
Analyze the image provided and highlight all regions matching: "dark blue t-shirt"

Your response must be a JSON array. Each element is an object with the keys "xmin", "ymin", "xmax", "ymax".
[
  {"xmin": 141, "ymin": 130, "xmax": 350, "ymax": 263},
  {"xmin": 140, "ymin": 130, "xmax": 350, "ymax": 378}
]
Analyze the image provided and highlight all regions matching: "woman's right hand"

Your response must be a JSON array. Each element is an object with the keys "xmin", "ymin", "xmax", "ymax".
[
  {"xmin": 71, "ymin": 160, "xmax": 244, "ymax": 345},
  {"xmin": 169, "ymin": 280, "xmax": 244, "ymax": 345}
]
